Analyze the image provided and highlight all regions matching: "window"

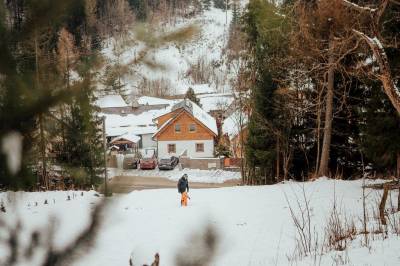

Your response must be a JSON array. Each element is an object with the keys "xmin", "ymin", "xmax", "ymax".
[
  {"xmin": 175, "ymin": 124, "xmax": 181, "ymax": 133},
  {"xmin": 168, "ymin": 144, "xmax": 176, "ymax": 153},
  {"xmin": 196, "ymin": 143, "xmax": 204, "ymax": 152},
  {"xmin": 189, "ymin": 124, "xmax": 196, "ymax": 132}
]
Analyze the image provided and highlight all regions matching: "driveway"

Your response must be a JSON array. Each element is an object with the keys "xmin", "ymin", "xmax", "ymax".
[{"xmin": 102, "ymin": 175, "xmax": 240, "ymax": 194}]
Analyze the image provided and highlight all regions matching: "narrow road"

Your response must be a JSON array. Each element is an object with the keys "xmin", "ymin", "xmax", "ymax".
[{"xmin": 103, "ymin": 175, "xmax": 240, "ymax": 194}]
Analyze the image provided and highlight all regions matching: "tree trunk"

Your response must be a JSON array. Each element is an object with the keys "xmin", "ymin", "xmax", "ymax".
[
  {"xmin": 397, "ymin": 152, "xmax": 400, "ymax": 179},
  {"xmin": 315, "ymin": 89, "xmax": 322, "ymax": 177},
  {"xmin": 276, "ymin": 136, "xmax": 280, "ymax": 181},
  {"xmin": 397, "ymin": 152, "xmax": 400, "ymax": 211},
  {"xmin": 318, "ymin": 42, "xmax": 335, "ymax": 177},
  {"xmin": 35, "ymin": 33, "xmax": 47, "ymax": 189},
  {"xmin": 39, "ymin": 114, "xmax": 47, "ymax": 189},
  {"xmin": 379, "ymin": 185, "xmax": 389, "ymax": 226}
]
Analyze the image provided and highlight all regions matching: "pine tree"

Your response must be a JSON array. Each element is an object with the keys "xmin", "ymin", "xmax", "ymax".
[
  {"xmin": 0, "ymin": 1, "xmax": 109, "ymax": 189},
  {"xmin": 213, "ymin": 0, "xmax": 229, "ymax": 10},
  {"xmin": 128, "ymin": 0, "xmax": 149, "ymax": 21},
  {"xmin": 60, "ymin": 79, "xmax": 104, "ymax": 186},
  {"xmin": 227, "ymin": 0, "xmax": 241, "ymax": 56},
  {"xmin": 243, "ymin": 0, "xmax": 293, "ymax": 183},
  {"xmin": 231, "ymin": 0, "xmax": 239, "ymax": 25},
  {"xmin": 215, "ymin": 141, "xmax": 231, "ymax": 157},
  {"xmin": 185, "ymin": 87, "xmax": 202, "ymax": 107},
  {"xmin": 203, "ymin": 0, "xmax": 212, "ymax": 10},
  {"xmin": 360, "ymin": 82, "xmax": 400, "ymax": 176},
  {"xmin": 245, "ymin": 71, "xmax": 279, "ymax": 184}
]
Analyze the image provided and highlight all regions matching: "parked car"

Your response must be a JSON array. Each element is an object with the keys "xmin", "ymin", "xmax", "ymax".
[
  {"xmin": 123, "ymin": 156, "xmax": 139, "ymax": 169},
  {"xmin": 140, "ymin": 156, "xmax": 157, "ymax": 170},
  {"xmin": 158, "ymin": 156, "xmax": 179, "ymax": 170}
]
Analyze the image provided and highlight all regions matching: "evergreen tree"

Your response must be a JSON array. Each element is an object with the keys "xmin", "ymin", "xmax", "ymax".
[
  {"xmin": 328, "ymin": 77, "xmax": 364, "ymax": 177},
  {"xmin": 203, "ymin": 0, "xmax": 212, "ymax": 10},
  {"xmin": 227, "ymin": 0, "xmax": 240, "ymax": 55},
  {"xmin": 243, "ymin": 0, "xmax": 293, "ymax": 183},
  {"xmin": 215, "ymin": 141, "xmax": 231, "ymax": 157},
  {"xmin": 360, "ymin": 83, "xmax": 400, "ymax": 176},
  {"xmin": 59, "ymin": 54, "xmax": 104, "ymax": 187},
  {"xmin": 213, "ymin": 0, "xmax": 229, "ymax": 10},
  {"xmin": 185, "ymin": 87, "xmax": 202, "ymax": 107},
  {"xmin": 128, "ymin": 0, "xmax": 149, "ymax": 21},
  {"xmin": 245, "ymin": 72, "xmax": 279, "ymax": 183},
  {"xmin": 232, "ymin": 1, "xmax": 239, "ymax": 23},
  {"xmin": 0, "ymin": 0, "xmax": 98, "ymax": 189}
]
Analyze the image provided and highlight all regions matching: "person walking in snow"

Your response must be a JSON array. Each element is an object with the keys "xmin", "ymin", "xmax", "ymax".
[{"xmin": 177, "ymin": 174, "xmax": 190, "ymax": 206}]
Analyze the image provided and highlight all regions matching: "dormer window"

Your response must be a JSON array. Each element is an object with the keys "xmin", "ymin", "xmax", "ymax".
[{"xmin": 175, "ymin": 124, "xmax": 181, "ymax": 133}]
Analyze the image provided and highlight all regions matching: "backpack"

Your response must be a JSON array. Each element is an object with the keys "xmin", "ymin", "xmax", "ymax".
[{"xmin": 178, "ymin": 178, "xmax": 186, "ymax": 193}]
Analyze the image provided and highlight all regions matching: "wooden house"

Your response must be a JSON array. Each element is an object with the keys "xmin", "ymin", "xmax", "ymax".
[{"xmin": 153, "ymin": 99, "xmax": 218, "ymax": 159}]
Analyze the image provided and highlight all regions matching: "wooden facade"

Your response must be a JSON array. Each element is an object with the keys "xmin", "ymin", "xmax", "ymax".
[
  {"xmin": 154, "ymin": 111, "xmax": 216, "ymax": 141},
  {"xmin": 153, "ymin": 105, "xmax": 217, "ymax": 159}
]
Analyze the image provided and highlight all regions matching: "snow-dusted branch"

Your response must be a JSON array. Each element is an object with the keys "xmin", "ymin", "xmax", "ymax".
[
  {"xmin": 341, "ymin": 0, "xmax": 378, "ymax": 13},
  {"xmin": 352, "ymin": 29, "xmax": 400, "ymax": 114}
]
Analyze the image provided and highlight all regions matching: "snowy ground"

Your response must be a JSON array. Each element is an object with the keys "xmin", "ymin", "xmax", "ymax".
[
  {"xmin": 1, "ymin": 179, "xmax": 400, "ymax": 265},
  {"xmin": 108, "ymin": 167, "xmax": 241, "ymax": 183}
]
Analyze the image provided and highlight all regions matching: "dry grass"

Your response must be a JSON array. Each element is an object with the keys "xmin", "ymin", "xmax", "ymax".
[{"xmin": 286, "ymin": 180, "xmax": 400, "ymax": 265}]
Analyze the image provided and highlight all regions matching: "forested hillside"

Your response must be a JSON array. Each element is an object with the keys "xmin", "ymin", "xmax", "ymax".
[{"xmin": 100, "ymin": 0, "xmax": 246, "ymax": 98}]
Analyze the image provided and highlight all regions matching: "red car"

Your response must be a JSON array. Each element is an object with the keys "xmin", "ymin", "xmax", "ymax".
[{"xmin": 139, "ymin": 157, "xmax": 157, "ymax": 170}]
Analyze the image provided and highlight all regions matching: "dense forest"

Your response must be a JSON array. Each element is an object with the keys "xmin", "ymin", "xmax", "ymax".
[{"xmin": 241, "ymin": 0, "xmax": 400, "ymax": 183}]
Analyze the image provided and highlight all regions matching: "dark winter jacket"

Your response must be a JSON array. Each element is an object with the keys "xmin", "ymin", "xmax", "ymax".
[{"xmin": 177, "ymin": 177, "xmax": 189, "ymax": 193}]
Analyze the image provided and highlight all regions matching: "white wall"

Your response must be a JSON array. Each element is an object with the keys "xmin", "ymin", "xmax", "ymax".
[
  {"xmin": 140, "ymin": 134, "xmax": 157, "ymax": 149},
  {"xmin": 157, "ymin": 140, "xmax": 214, "ymax": 158}
]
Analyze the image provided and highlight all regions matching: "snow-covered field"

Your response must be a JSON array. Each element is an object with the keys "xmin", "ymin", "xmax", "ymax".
[
  {"xmin": 1, "ymin": 179, "xmax": 399, "ymax": 266},
  {"xmin": 108, "ymin": 167, "xmax": 241, "ymax": 183}
]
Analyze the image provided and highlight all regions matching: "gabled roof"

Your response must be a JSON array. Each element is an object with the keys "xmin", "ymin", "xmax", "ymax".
[
  {"xmin": 96, "ymin": 95, "xmax": 128, "ymax": 108},
  {"xmin": 191, "ymin": 100, "xmax": 218, "ymax": 135},
  {"xmin": 152, "ymin": 118, "xmax": 173, "ymax": 138},
  {"xmin": 153, "ymin": 99, "xmax": 218, "ymax": 138},
  {"xmin": 110, "ymin": 132, "xmax": 140, "ymax": 144}
]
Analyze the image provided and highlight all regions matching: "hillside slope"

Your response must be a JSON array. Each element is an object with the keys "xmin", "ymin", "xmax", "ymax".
[{"xmin": 100, "ymin": 3, "xmax": 246, "ymax": 99}]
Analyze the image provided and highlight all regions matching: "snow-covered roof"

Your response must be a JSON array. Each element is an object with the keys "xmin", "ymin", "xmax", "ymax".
[
  {"xmin": 137, "ymin": 96, "xmax": 177, "ymax": 106},
  {"xmin": 101, "ymin": 106, "xmax": 171, "ymax": 137},
  {"xmin": 198, "ymin": 93, "xmax": 234, "ymax": 112},
  {"xmin": 107, "ymin": 126, "xmax": 158, "ymax": 138},
  {"xmin": 110, "ymin": 132, "xmax": 141, "ymax": 144},
  {"xmin": 187, "ymin": 84, "xmax": 216, "ymax": 94},
  {"xmin": 154, "ymin": 99, "xmax": 217, "ymax": 137},
  {"xmin": 101, "ymin": 104, "xmax": 172, "ymax": 138},
  {"xmin": 191, "ymin": 100, "xmax": 218, "ymax": 135},
  {"xmin": 222, "ymin": 110, "xmax": 248, "ymax": 139},
  {"xmin": 96, "ymin": 95, "xmax": 128, "ymax": 108}
]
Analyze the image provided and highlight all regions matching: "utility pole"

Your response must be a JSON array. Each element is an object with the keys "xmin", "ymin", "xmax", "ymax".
[
  {"xmin": 225, "ymin": 0, "xmax": 228, "ymax": 25},
  {"xmin": 102, "ymin": 116, "xmax": 108, "ymax": 196}
]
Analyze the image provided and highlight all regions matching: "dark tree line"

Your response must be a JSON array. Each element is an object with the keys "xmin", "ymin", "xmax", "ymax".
[
  {"xmin": 242, "ymin": 0, "xmax": 400, "ymax": 183},
  {"xmin": 0, "ymin": 0, "xmax": 108, "ymax": 190}
]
